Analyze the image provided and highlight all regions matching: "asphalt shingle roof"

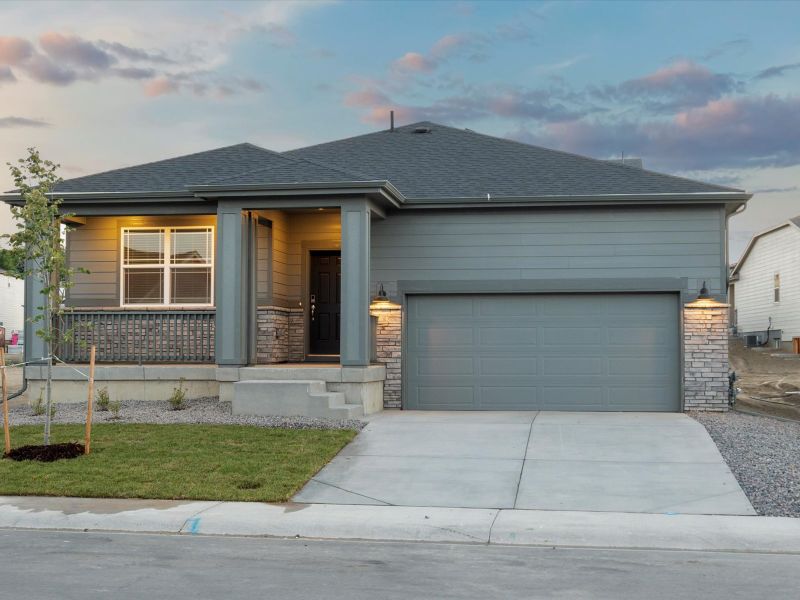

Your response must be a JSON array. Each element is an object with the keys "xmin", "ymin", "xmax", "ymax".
[
  {"xmin": 286, "ymin": 122, "xmax": 740, "ymax": 198},
  {"xmin": 49, "ymin": 121, "xmax": 743, "ymax": 199},
  {"xmin": 54, "ymin": 143, "xmax": 289, "ymax": 193}
]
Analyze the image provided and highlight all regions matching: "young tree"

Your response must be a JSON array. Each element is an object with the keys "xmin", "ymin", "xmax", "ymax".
[{"xmin": 4, "ymin": 149, "xmax": 81, "ymax": 445}]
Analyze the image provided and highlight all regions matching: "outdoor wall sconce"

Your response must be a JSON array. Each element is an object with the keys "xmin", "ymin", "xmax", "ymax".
[
  {"xmin": 371, "ymin": 283, "xmax": 393, "ymax": 306},
  {"xmin": 685, "ymin": 281, "xmax": 727, "ymax": 309}
]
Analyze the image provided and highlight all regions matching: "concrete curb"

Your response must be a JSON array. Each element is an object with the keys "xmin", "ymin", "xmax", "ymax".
[{"xmin": 0, "ymin": 496, "xmax": 798, "ymax": 553}]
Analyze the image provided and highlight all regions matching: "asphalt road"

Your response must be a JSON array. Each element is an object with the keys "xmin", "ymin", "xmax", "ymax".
[{"xmin": 1, "ymin": 530, "xmax": 797, "ymax": 599}]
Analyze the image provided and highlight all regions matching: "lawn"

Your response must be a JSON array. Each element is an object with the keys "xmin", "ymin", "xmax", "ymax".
[{"xmin": 0, "ymin": 424, "xmax": 356, "ymax": 502}]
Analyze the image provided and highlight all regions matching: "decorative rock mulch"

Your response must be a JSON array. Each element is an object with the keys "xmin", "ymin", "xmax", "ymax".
[
  {"xmin": 691, "ymin": 410, "xmax": 800, "ymax": 518},
  {"xmin": 7, "ymin": 397, "xmax": 365, "ymax": 431}
]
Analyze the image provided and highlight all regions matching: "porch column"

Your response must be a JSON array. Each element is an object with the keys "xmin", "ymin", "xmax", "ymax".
[
  {"xmin": 215, "ymin": 204, "xmax": 249, "ymax": 366},
  {"xmin": 23, "ymin": 265, "xmax": 46, "ymax": 364},
  {"xmin": 340, "ymin": 199, "xmax": 371, "ymax": 366}
]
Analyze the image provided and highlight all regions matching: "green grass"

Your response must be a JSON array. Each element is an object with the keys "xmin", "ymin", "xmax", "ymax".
[{"xmin": 0, "ymin": 424, "xmax": 356, "ymax": 502}]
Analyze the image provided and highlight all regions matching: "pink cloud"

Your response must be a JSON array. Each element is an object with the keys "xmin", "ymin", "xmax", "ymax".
[
  {"xmin": 0, "ymin": 36, "xmax": 34, "ymax": 65},
  {"xmin": 344, "ymin": 88, "xmax": 391, "ymax": 108},
  {"xmin": 144, "ymin": 76, "xmax": 179, "ymax": 97},
  {"xmin": 430, "ymin": 33, "xmax": 471, "ymax": 59},
  {"xmin": 392, "ymin": 52, "xmax": 436, "ymax": 73}
]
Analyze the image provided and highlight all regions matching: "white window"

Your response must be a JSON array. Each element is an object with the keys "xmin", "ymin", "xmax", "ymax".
[
  {"xmin": 774, "ymin": 273, "xmax": 781, "ymax": 303},
  {"xmin": 121, "ymin": 227, "xmax": 214, "ymax": 306}
]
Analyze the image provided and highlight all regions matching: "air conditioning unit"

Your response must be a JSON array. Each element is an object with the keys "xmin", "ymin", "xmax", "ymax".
[{"xmin": 745, "ymin": 335, "xmax": 760, "ymax": 348}]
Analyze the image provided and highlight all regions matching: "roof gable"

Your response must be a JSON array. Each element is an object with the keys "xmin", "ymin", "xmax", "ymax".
[{"xmin": 731, "ymin": 217, "xmax": 800, "ymax": 277}]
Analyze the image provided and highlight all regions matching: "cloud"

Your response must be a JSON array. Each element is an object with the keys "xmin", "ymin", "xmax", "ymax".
[
  {"xmin": 0, "ymin": 30, "xmax": 266, "ymax": 99},
  {"xmin": 392, "ymin": 52, "xmax": 437, "ymax": 73},
  {"xmin": 143, "ymin": 76, "xmax": 179, "ymax": 97},
  {"xmin": 24, "ymin": 53, "xmax": 77, "ymax": 85},
  {"xmin": 143, "ymin": 72, "xmax": 264, "ymax": 99},
  {"xmin": 0, "ymin": 116, "xmax": 50, "ymax": 128},
  {"xmin": 754, "ymin": 62, "xmax": 800, "ymax": 80},
  {"xmin": 751, "ymin": 186, "xmax": 798, "ymax": 194},
  {"xmin": 96, "ymin": 40, "xmax": 176, "ymax": 65},
  {"xmin": 39, "ymin": 32, "xmax": 115, "ymax": 69},
  {"xmin": 388, "ymin": 18, "xmax": 537, "ymax": 75},
  {"xmin": 112, "ymin": 66, "xmax": 156, "ymax": 80},
  {"xmin": 595, "ymin": 60, "xmax": 741, "ymax": 112},
  {"xmin": 0, "ymin": 36, "xmax": 34, "ymax": 65},
  {"xmin": 699, "ymin": 38, "xmax": 750, "ymax": 61},
  {"xmin": 0, "ymin": 66, "xmax": 15, "ymax": 83},
  {"xmin": 347, "ymin": 81, "xmax": 597, "ymax": 126},
  {"xmin": 516, "ymin": 95, "xmax": 800, "ymax": 171}
]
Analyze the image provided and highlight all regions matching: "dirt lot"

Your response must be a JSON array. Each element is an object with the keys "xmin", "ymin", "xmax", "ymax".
[{"xmin": 730, "ymin": 337, "xmax": 800, "ymax": 420}]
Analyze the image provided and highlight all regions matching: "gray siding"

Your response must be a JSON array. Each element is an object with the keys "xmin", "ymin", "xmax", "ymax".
[
  {"xmin": 66, "ymin": 215, "xmax": 216, "ymax": 307},
  {"xmin": 371, "ymin": 206, "xmax": 726, "ymax": 297}
]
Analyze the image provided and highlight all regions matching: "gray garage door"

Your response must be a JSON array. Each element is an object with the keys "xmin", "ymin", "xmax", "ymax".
[{"xmin": 405, "ymin": 293, "xmax": 680, "ymax": 411}]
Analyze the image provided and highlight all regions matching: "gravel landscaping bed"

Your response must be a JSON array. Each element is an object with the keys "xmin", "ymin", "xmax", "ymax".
[
  {"xmin": 691, "ymin": 410, "xmax": 800, "ymax": 518},
  {"xmin": 8, "ymin": 397, "xmax": 365, "ymax": 431}
]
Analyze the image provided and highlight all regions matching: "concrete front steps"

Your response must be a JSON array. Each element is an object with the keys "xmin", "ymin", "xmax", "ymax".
[{"xmin": 232, "ymin": 380, "xmax": 364, "ymax": 419}]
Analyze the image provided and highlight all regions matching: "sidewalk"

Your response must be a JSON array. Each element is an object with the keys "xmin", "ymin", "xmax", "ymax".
[{"xmin": 1, "ymin": 496, "xmax": 798, "ymax": 553}]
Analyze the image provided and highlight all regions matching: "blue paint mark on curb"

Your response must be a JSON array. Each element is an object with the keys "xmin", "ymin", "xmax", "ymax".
[{"xmin": 185, "ymin": 517, "xmax": 201, "ymax": 534}]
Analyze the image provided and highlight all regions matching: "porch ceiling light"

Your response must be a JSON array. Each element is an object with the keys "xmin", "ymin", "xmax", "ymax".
[{"xmin": 685, "ymin": 281, "xmax": 727, "ymax": 309}]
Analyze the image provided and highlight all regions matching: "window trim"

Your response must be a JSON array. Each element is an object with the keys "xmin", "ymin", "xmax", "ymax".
[
  {"xmin": 774, "ymin": 272, "xmax": 781, "ymax": 303},
  {"xmin": 120, "ymin": 226, "xmax": 215, "ymax": 308}
]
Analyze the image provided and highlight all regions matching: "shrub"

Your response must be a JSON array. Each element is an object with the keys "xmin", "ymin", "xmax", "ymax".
[
  {"xmin": 108, "ymin": 400, "xmax": 122, "ymax": 420},
  {"xmin": 169, "ymin": 378, "xmax": 187, "ymax": 411},
  {"xmin": 30, "ymin": 388, "xmax": 56, "ymax": 418},
  {"xmin": 96, "ymin": 387, "xmax": 110, "ymax": 412}
]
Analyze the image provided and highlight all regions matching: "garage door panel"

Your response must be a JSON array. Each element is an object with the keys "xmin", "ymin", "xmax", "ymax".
[
  {"xmin": 609, "ymin": 326, "xmax": 670, "ymax": 345},
  {"xmin": 541, "ymin": 327, "xmax": 604, "ymax": 346},
  {"xmin": 541, "ymin": 387, "xmax": 606, "ymax": 410},
  {"xmin": 608, "ymin": 357, "xmax": 667, "ymax": 376},
  {"xmin": 417, "ymin": 386, "xmax": 474, "ymax": 409},
  {"xmin": 417, "ymin": 357, "xmax": 474, "ymax": 376},
  {"xmin": 478, "ymin": 387, "xmax": 538, "ymax": 409},
  {"xmin": 543, "ymin": 356, "xmax": 603, "ymax": 376},
  {"xmin": 479, "ymin": 327, "xmax": 538, "ymax": 346},
  {"xmin": 414, "ymin": 326, "xmax": 474, "ymax": 348},
  {"xmin": 406, "ymin": 293, "xmax": 680, "ymax": 412},
  {"xmin": 539, "ymin": 297, "xmax": 606, "ymax": 316},
  {"xmin": 478, "ymin": 296, "xmax": 538, "ymax": 316},
  {"xmin": 480, "ymin": 357, "xmax": 538, "ymax": 375}
]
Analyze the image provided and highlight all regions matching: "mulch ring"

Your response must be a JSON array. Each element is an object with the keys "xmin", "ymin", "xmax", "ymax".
[{"xmin": 4, "ymin": 442, "xmax": 85, "ymax": 462}]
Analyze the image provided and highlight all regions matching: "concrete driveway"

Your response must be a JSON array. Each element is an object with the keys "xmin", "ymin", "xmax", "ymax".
[{"xmin": 294, "ymin": 411, "xmax": 756, "ymax": 515}]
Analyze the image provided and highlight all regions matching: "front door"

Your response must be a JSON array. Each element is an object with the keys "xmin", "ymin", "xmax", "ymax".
[{"xmin": 309, "ymin": 250, "xmax": 341, "ymax": 355}]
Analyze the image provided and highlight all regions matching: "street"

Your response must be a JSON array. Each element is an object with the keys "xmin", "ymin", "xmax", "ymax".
[{"xmin": 0, "ymin": 529, "xmax": 797, "ymax": 599}]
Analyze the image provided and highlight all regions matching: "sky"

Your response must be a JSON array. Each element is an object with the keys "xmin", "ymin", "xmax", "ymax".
[{"xmin": 0, "ymin": 0, "xmax": 798, "ymax": 259}]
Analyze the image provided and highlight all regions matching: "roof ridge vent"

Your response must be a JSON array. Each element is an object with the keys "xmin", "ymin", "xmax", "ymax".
[{"xmin": 412, "ymin": 126, "xmax": 432, "ymax": 134}]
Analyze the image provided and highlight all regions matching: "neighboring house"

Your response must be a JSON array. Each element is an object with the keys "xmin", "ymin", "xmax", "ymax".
[
  {"xmin": 2, "ymin": 121, "xmax": 750, "ymax": 414},
  {"xmin": 0, "ymin": 269, "xmax": 24, "ymax": 348},
  {"xmin": 730, "ymin": 216, "xmax": 800, "ymax": 349}
]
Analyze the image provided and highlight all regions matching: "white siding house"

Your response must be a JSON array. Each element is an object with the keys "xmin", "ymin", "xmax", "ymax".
[
  {"xmin": 0, "ymin": 269, "xmax": 24, "ymax": 340},
  {"xmin": 731, "ymin": 218, "xmax": 800, "ymax": 347}
]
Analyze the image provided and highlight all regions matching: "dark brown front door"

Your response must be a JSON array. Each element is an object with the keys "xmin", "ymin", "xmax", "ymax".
[{"xmin": 309, "ymin": 250, "xmax": 341, "ymax": 355}]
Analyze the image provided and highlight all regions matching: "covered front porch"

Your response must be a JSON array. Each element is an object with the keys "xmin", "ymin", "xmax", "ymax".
[{"xmin": 24, "ymin": 191, "xmax": 394, "ymax": 416}]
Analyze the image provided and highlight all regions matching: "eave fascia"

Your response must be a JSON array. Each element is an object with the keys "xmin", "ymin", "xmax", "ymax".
[
  {"xmin": 1, "ymin": 190, "xmax": 196, "ymax": 206},
  {"xmin": 190, "ymin": 180, "xmax": 405, "ymax": 209},
  {"xmin": 398, "ymin": 193, "xmax": 750, "ymax": 212}
]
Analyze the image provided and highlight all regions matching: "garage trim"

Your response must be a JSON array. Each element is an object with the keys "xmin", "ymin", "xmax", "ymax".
[{"xmin": 397, "ymin": 277, "xmax": 689, "ymax": 411}]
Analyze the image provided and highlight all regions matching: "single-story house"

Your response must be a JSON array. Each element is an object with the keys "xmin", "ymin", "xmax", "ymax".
[
  {"xmin": 729, "ymin": 215, "xmax": 800, "ymax": 350},
  {"xmin": 3, "ymin": 121, "xmax": 749, "ymax": 414}
]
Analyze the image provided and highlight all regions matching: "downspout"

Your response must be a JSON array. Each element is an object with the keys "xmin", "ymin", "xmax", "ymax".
[{"xmin": 7, "ymin": 374, "xmax": 27, "ymax": 400}]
